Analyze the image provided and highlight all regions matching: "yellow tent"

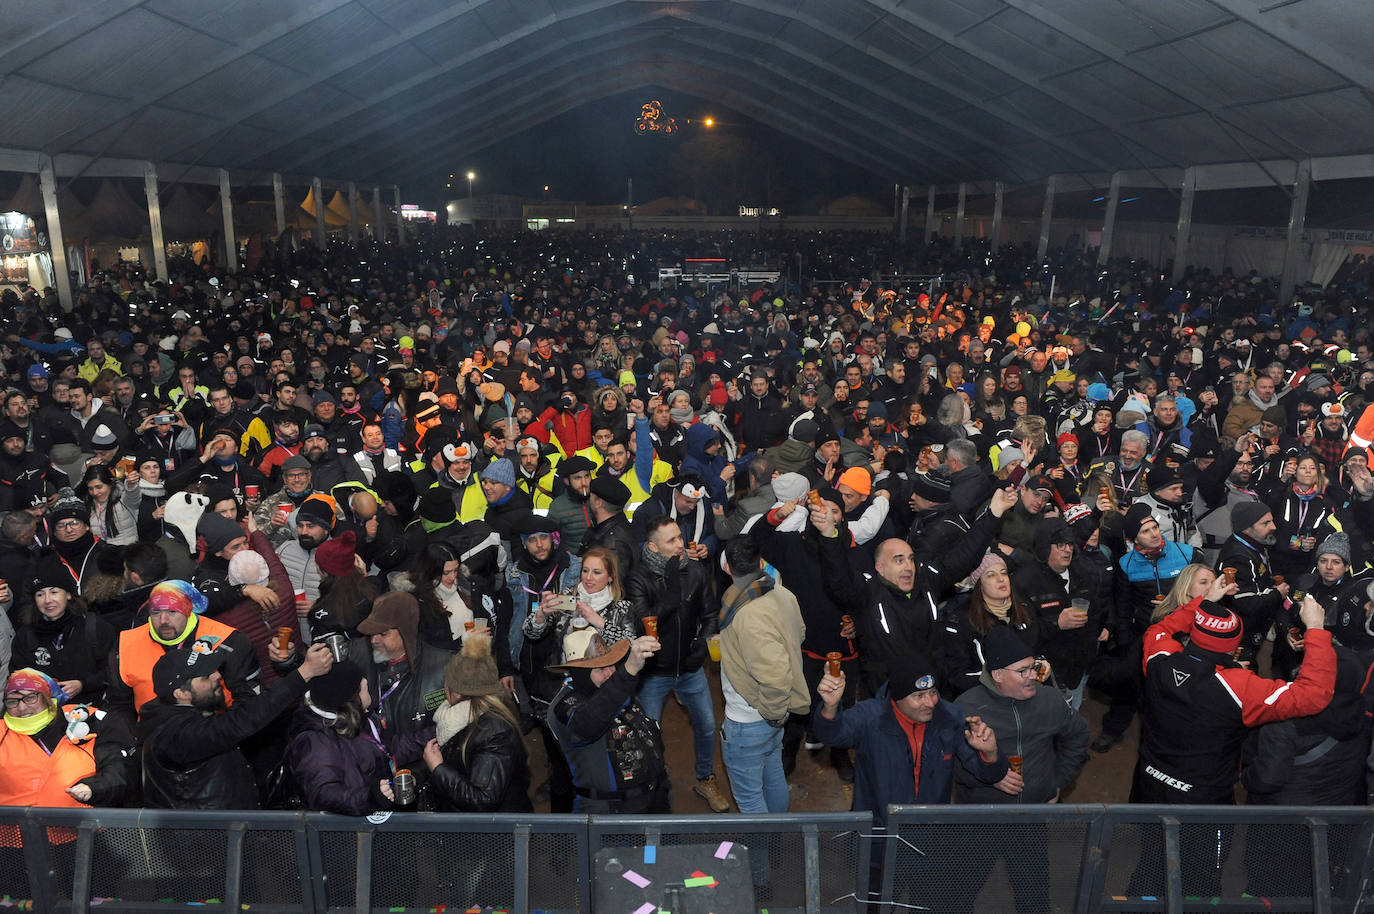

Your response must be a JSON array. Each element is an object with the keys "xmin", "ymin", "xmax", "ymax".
[{"xmin": 300, "ymin": 186, "xmax": 349, "ymax": 227}]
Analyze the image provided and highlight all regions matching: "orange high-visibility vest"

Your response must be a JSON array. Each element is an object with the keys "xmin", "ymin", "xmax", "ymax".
[
  {"xmin": 118, "ymin": 615, "xmax": 241, "ymax": 712},
  {"xmin": 0, "ymin": 706, "xmax": 98, "ymax": 845}
]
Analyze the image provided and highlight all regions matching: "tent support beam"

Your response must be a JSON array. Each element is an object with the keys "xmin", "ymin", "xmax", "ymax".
[
  {"xmin": 219, "ymin": 169, "xmax": 237, "ymax": 273},
  {"xmin": 372, "ymin": 186, "xmax": 384, "ymax": 240},
  {"xmin": 1098, "ymin": 172, "xmax": 1122, "ymax": 267},
  {"xmin": 347, "ymin": 181, "xmax": 359, "ymax": 246},
  {"xmin": 272, "ymin": 173, "xmax": 286, "ymax": 237},
  {"xmin": 923, "ymin": 186, "xmax": 935, "ymax": 245},
  {"xmin": 312, "ymin": 177, "xmax": 327, "ymax": 247},
  {"xmin": 954, "ymin": 183, "xmax": 967, "ymax": 248},
  {"xmin": 1172, "ymin": 167, "xmax": 1197, "ymax": 285},
  {"xmin": 144, "ymin": 163, "xmax": 168, "ymax": 282},
  {"xmin": 394, "ymin": 186, "xmax": 404, "ymax": 245},
  {"xmin": 899, "ymin": 186, "xmax": 911, "ymax": 244},
  {"xmin": 1279, "ymin": 158, "xmax": 1312, "ymax": 305},
  {"xmin": 1037, "ymin": 175, "xmax": 1057, "ymax": 262},
  {"xmin": 38, "ymin": 155, "xmax": 73, "ymax": 312},
  {"xmin": 991, "ymin": 181, "xmax": 1004, "ymax": 250}
]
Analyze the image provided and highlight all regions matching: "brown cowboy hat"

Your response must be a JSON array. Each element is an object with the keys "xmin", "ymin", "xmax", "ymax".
[{"xmin": 547, "ymin": 636, "xmax": 630, "ymax": 673}]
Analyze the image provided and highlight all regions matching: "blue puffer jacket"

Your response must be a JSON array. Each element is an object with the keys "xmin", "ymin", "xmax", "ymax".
[
  {"xmin": 811, "ymin": 684, "xmax": 1008, "ymax": 826},
  {"xmin": 1113, "ymin": 539, "xmax": 1197, "ymax": 639}
]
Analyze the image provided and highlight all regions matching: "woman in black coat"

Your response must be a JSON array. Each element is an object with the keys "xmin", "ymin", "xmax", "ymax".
[
  {"xmin": 933, "ymin": 552, "xmax": 1044, "ymax": 700},
  {"xmin": 423, "ymin": 633, "xmax": 531, "ymax": 813},
  {"xmin": 11, "ymin": 555, "xmax": 117, "ymax": 704}
]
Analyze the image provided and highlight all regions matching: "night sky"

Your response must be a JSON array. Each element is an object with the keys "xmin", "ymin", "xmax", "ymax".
[{"xmin": 431, "ymin": 87, "xmax": 891, "ymax": 214}]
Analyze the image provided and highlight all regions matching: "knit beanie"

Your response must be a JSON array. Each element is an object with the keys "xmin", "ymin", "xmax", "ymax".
[
  {"xmin": 1122, "ymin": 503, "xmax": 1155, "ymax": 541},
  {"xmin": 837, "ymin": 467, "xmax": 871, "ymax": 497},
  {"xmin": 314, "ymin": 530, "xmax": 357, "ymax": 577},
  {"xmin": 483, "ymin": 457, "xmax": 516, "ymax": 489},
  {"xmin": 29, "ymin": 554, "xmax": 76, "ymax": 596},
  {"xmin": 418, "ymin": 487, "xmax": 458, "ymax": 524},
  {"xmin": 48, "ymin": 488, "xmax": 89, "ymax": 526},
  {"xmin": 1230, "ymin": 500, "xmax": 1271, "ymax": 535},
  {"xmin": 910, "ymin": 469, "xmax": 952, "ymax": 504},
  {"xmin": 444, "ymin": 632, "xmax": 502, "ymax": 696},
  {"xmin": 307, "ymin": 660, "xmax": 364, "ymax": 711},
  {"xmin": 1316, "ymin": 531, "xmax": 1351, "ymax": 565},
  {"xmin": 1191, "ymin": 603, "xmax": 1243, "ymax": 654},
  {"xmin": 197, "ymin": 511, "xmax": 246, "ymax": 556},
  {"xmin": 296, "ymin": 494, "xmax": 336, "ymax": 531},
  {"xmin": 887, "ymin": 651, "xmax": 938, "ymax": 701},
  {"xmin": 1261, "ymin": 405, "xmax": 1287, "ymax": 426},
  {"xmin": 983, "ymin": 625, "xmax": 1033, "ymax": 671}
]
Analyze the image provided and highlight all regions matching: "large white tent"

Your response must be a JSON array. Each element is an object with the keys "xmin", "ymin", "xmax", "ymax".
[{"xmin": 3, "ymin": 0, "xmax": 1371, "ymax": 185}]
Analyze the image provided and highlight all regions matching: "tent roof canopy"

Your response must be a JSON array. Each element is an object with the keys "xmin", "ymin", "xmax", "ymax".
[{"xmin": 4, "ymin": 0, "xmax": 1373, "ymax": 188}]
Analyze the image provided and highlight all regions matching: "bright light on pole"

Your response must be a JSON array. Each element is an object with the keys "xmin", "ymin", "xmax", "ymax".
[{"xmin": 466, "ymin": 171, "xmax": 476, "ymax": 198}]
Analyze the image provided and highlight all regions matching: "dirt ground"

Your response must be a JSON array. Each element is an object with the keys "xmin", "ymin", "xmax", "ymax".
[{"xmin": 525, "ymin": 662, "xmax": 1140, "ymax": 814}]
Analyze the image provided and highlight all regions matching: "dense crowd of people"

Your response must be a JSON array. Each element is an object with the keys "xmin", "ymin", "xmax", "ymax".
[{"xmin": 1, "ymin": 224, "xmax": 1373, "ymax": 897}]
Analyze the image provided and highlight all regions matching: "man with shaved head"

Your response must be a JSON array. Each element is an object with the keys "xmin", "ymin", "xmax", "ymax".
[{"xmin": 814, "ymin": 486, "xmax": 1019, "ymax": 695}]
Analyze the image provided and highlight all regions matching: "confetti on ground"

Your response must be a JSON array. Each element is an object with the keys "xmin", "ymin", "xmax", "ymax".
[
  {"xmin": 622, "ymin": 870, "xmax": 651, "ymax": 888},
  {"xmin": 714, "ymin": 841, "xmax": 732, "ymax": 859}
]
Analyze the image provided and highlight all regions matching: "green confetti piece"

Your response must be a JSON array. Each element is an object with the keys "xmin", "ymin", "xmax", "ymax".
[{"xmin": 683, "ymin": 876, "xmax": 715, "ymax": 887}]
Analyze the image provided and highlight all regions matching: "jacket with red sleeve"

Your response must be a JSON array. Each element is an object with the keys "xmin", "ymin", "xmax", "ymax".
[
  {"xmin": 1132, "ymin": 597, "xmax": 1337, "ymax": 804},
  {"xmin": 536, "ymin": 403, "xmax": 592, "ymax": 457}
]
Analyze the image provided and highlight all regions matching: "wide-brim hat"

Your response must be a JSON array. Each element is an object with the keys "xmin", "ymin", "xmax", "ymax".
[{"xmin": 548, "ymin": 637, "xmax": 630, "ymax": 672}]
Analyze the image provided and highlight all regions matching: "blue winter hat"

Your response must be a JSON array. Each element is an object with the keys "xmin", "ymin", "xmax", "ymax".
[
  {"xmin": 483, "ymin": 457, "xmax": 516, "ymax": 488},
  {"xmin": 1086, "ymin": 382, "xmax": 1112, "ymax": 403},
  {"xmin": 27, "ymin": 364, "xmax": 48, "ymax": 378}
]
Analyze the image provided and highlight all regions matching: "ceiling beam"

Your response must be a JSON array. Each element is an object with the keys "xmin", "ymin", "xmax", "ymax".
[
  {"xmin": 1201, "ymin": 0, "xmax": 1374, "ymax": 91},
  {"xmin": 44, "ymin": 0, "xmax": 357, "ymax": 150},
  {"xmin": 995, "ymin": 0, "xmax": 1301, "ymax": 166},
  {"xmin": 721, "ymin": 0, "xmax": 1105, "ymax": 175},
  {"xmin": 268, "ymin": 9, "xmax": 667, "ymax": 173},
  {"xmin": 318, "ymin": 34, "xmax": 965, "ymax": 185},
  {"xmin": 0, "ymin": 0, "xmax": 149, "ymax": 75},
  {"xmin": 153, "ymin": 0, "xmax": 517, "ymax": 162},
  {"xmin": 228, "ymin": 0, "xmax": 632, "ymax": 169},
  {"xmin": 375, "ymin": 53, "xmax": 908, "ymax": 187}
]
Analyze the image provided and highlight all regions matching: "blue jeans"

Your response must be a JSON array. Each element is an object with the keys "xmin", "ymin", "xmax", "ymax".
[
  {"xmin": 720, "ymin": 718, "xmax": 788, "ymax": 814},
  {"xmin": 637, "ymin": 668, "xmax": 716, "ymax": 780}
]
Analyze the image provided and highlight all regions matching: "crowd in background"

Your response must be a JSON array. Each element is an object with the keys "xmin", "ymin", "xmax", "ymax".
[{"xmin": 0, "ymin": 224, "xmax": 1371, "ymax": 849}]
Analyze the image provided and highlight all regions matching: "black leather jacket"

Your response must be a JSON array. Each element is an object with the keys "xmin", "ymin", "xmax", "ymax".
[
  {"xmin": 362, "ymin": 638, "xmax": 452, "ymax": 772},
  {"xmin": 581, "ymin": 512, "xmax": 638, "ymax": 579},
  {"xmin": 139, "ymin": 669, "xmax": 309, "ymax": 809},
  {"xmin": 430, "ymin": 711, "xmax": 533, "ymax": 813},
  {"xmin": 626, "ymin": 554, "xmax": 714, "ymax": 677}
]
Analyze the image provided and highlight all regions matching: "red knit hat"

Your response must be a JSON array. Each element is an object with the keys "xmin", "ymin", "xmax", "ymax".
[
  {"xmin": 708, "ymin": 381, "xmax": 729, "ymax": 408},
  {"xmin": 1191, "ymin": 603, "xmax": 1242, "ymax": 653},
  {"xmin": 314, "ymin": 530, "xmax": 357, "ymax": 577}
]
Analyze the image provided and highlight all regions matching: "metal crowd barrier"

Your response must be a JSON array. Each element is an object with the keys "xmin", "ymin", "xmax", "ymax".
[
  {"xmin": 881, "ymin": 804, "xmax": 1374, "ymax": 914},
  {"xmin": 2, "ymin": 805, "xmax": 1370, "ymax": 913}
]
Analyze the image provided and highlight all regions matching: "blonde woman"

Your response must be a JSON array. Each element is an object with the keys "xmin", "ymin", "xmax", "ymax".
[{"xmin": 1151, "ymin": 564, "xmax": 1218, "ymax": 622}]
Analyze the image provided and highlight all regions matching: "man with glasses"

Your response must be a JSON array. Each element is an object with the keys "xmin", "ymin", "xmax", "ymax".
[
  {"xmin": 44, "ymin": 491, "xmax": 110, "ymax": 597},
  {"xmin": 955, "ymin": 626, "xmax": 1089, "ymax": 803},
  {"xmin": 951, "ymin": 626, "xmax": 1089, "ymax": 912}
]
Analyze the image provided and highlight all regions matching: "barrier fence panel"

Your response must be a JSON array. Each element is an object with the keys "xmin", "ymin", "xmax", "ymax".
[
  {"xmin": 883, "ymin": 805, "xmax": 1374, "ymax": 914},
  {"xmin": 1, "ymin": 806, "xmax": 1370, "ymax": 913},
  {"xmin": 303, "ymin": 812, "xmax": 589, "ymax": 913},
  {"xmin": 586, "ymin": 811, "xmax": 872, "ymax": 913}
]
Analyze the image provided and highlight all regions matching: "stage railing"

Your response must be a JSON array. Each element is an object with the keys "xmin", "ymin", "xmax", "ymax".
[{"xmin": 3, "ymin": 805, "xmax": 1370, "ymax": 913}]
